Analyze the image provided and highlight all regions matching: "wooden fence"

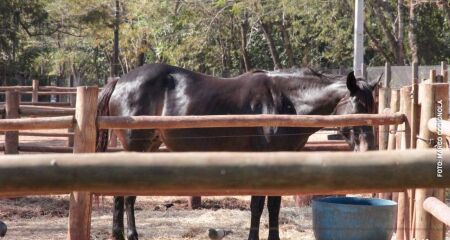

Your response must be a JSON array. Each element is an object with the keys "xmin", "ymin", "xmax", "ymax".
[
  {"xmin": 376, "ymin": 62, "xmax": 449, "ymax": 240},
  {"xmin": 0, "ymin": 61, "xmax": 448, "ymax": 240}
]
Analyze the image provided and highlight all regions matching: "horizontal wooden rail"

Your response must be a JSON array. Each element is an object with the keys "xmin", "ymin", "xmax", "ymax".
[
  {"xmin": 0, "ymin": 102, "xmax": 72, "ymax": 107},
  {"xmin": 427, "ymin": 118, "xmax": 450, "ymax": 136},
  {"xmin": 98, "ymin": 113, "xmax": 405, "ymax": 129},
  {"xmin": 19, "ymin": 105, "xmax": 75, "ymax": 117},
  {"xmin": 0, "ymin": 91, "xmax": 76, "ymax": 96},
  {"xmin": 17, "ymin": 131, "xmax": 73, "ymax": 137},
  {"xmin": 0, "ymin": 131, "xmax": 73, "ymax": 137},
  {"xmin": 0, "ymin": 145, "xmax": 122, "ymax": 153},
  {"xmin": 423, "ymin": 197, "xmax": 450, "ymax": 226},
  {"xmin": 0, "ymin": 116, "xmax": 73, "ymax": 131},
  {"xmin": 39, "ymin": 86, "xmax": 77, "ymax": 92},
  {"xmin": 0, "ymin": 86, "xmax": 32, "ymax": 91},
  {"xmin": 0, "ymin": 149, "xmax": 447, "ymax": 196}
]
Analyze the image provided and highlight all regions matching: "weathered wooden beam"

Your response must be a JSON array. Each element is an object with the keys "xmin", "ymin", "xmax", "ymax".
[
  {"xmin": 68, "ymin": 87, "xmax": 98, "ymax": 240},
  {"xmin": 0, "ymin": 86, "xmax": 32, "ymax": 91},
  {"xmin": 39, "ymin": 86, "xmax": 77, "ymax": 92},
  {"xmin": 19, "ymin": 105, "xmax": 75, "ymax": 117},
  {"xmin": 98, "ymin": 113, "xmax": 406, "ymax": 130},
  {"xmin": 415, "ymin": 82, "xmax": 449, "ymax": 240},
  {"xmin": 0, "ymin": 149, "xmax": 448, "ymax": 196},
  {"xmin": 423, "ymin": 197, "xmax": 450, "ymax": 227},
  {"xmin": 5, "ymin": 91, "xmax": 19, "ymax": 154},
  {"xmin": 31, "ymin": 80, "xmax": 39, "ymax": 103},
  {"xmin": 0, "ymin": 116, "xmax": 73, "ymax": 131},
  {"xmin": 0, "ymin": 102, "xmax": 72, "ymax": 107},
  {"xmin": 428, "ymin": 118, "xmax": 450, "ymax": 136}
]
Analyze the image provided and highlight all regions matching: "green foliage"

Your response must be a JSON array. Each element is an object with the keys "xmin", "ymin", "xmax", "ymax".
[{"xmin": 0, "ymin": 0, "xmax": 449, "ymax": 87}]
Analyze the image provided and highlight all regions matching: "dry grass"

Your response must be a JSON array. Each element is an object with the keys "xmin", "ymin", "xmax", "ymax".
[{"xmin": 0, "ymin": 196, "xmax": 316, "ymax": 240}]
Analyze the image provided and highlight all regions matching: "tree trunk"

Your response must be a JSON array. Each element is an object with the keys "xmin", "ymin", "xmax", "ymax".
[
  {"xmin": 260, "ymin": 21, "xmax": 282, "ymax": 70},
  {"xmin": 280, "ymin": 14, "xmax": 296, "ymax": 68},
  {"xmin": 396, "ymin": 0, "xmax": 405, "ymax": 65},
  {"xmin": 239, "ymin": 13, "xmax": 252, "ymax": 71},
  {"xmin": 408, "ymin": 1, "xmax": 419, "ymax": 64},
  {"xmin": 138, "ymin": 38, "xmax": 146, "ymax": 67},
  {"xmin": 370, "ymin": 0, "xmax": 401, "ymax": 64},
  {"xmin": 111, "ymin": 0, "xmax": 120, "ymax": 77}
]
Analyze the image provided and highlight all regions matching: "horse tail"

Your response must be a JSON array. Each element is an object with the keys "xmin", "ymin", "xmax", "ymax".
[{"xmin": 96, "ymin": 78, "xmax": 119, "ymax": 152}]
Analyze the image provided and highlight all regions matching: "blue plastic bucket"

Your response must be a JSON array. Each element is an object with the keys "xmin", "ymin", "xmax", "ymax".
[{"xmin": 312, "ymin": 197, "xmax": 397, "ymax": 240}]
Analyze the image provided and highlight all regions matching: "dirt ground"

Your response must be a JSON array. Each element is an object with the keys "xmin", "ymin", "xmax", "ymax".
[{"xmin": 0, "ymin": 195, "xmax": 315, "ymax": 240}]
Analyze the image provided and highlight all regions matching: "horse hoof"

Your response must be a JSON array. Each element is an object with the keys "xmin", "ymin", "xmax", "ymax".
[
  {"xmin": 0, "ymin": 221, "xmax": 7, "ymax": 237},
  {"xmin": 247, "ymin": 232, "xmax": 259, "ymax": 240},
  {"xmin": 268, "ymin": 232, "xmax": 280, "ymax": 240},
  {"xmin": 111, "ymin": 232, "xmax": 125, "ymax": 240},
  {"xmin": 127, "ymin": 230, "xmax": 138, "ymax": 240}
]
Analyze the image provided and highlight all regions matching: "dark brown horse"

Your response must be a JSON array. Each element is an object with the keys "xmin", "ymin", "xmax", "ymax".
[{"xmin": 96, "ymin": 63, "xmax": 378, "ymax": 240}]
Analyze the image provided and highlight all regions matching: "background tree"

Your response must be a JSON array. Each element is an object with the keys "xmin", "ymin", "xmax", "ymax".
[{"xmin": 0, "ymin": 0, "xmax": 448, "ymax": 87}]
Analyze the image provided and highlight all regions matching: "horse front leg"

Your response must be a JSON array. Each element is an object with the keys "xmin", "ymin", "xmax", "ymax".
[
  {"xmin": 267, "ymin": 196, "xmax": 281, "ymax": 240},
  {"xmin": 248, "ymin": 196, "xmax": 265, "ymax": 240},
  {"xmin": 125, "ymin": 196, "xmax": 138, "ymax": 240},
  {"xmin": 112, "ymin": 196, "xmax": 125, "ymax": 240}
]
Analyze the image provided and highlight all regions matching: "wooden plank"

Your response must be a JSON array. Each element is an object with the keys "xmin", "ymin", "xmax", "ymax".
[
  {"xmin": 428, "ymin": 118, "xmax": 450, "ymax": 136},
  {"xmin": 68, "ymin": 87, "xmax": 98, "ymax": 240},
  {"xmin": 415, "ymin": 82, "xmax": 448, "ymax": 240},
  {"xmin": 18, "ymin": 131, "xmax": 73, "ymax": 137},
  {"xmin": 442, "ymin": 61, "xmax": 448, "ymax": 83},
  {"xmin": 0, "ymin": 86, "xmax": 32, "ymax": 91},
  {"xmin": 423, "ymin": 197, "xmax": 450, "ymax": 227},
  {"xmin": 19, "ymin": 105, "xmax": 75, "ymax": 117},
  {"xmin": 0, "ymin": 116, "xmax": 73, "ymax": 131},
  {"xmin": 32, "ymin": 80, "xmax": 39, "ymax": 103},
  {"xmin": 98, "ymin": 113, "xmax": 406, "ymax": 130},
  {"xmin": 5, "ymin": 91, "xmax": 19, "ymax": 154},
  {"xmin": 387, "ymin": 89, "xmax": 400, "ymax": 150},
  {"xmin": 378, "ymin": 88, "xmax": 390, "ymax": 150},
  {"xmin": 0, "ymin": 149, "xmax": 448, "ymax": 196},
  {"xmin": 0, "ymin": 102, "xmax": 72, "ymax": 107},
  {"xmin": 39, "ymin": 86, "xmax": 78, "ymax": 92}
]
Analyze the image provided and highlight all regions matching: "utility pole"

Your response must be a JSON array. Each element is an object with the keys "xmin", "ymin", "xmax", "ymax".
[{"xmin": 353, "ymin": 0, "xmax": 364, "ymax": 78}]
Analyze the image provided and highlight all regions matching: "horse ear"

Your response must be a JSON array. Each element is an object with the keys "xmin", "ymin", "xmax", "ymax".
[{"xmin": 346, "ymin": 71, "xmax": 358, "ymax": 94}]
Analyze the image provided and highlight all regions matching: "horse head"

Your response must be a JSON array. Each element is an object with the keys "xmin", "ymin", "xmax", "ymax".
[{"xmin": 335, "ymin": 71, "xmax": 381, "ymax": 151}]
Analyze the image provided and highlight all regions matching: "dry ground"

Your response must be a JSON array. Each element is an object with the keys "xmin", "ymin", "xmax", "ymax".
[{"xmin": 0, "ymin": 195, "xmax": 315, "ymax": 240}]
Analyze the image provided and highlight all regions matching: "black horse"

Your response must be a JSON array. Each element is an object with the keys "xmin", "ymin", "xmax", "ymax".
[{"xmin": 96, "ymin": 63, "xmax": 378, "ymax": 240}]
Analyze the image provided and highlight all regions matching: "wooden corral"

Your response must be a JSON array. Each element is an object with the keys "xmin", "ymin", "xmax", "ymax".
[{"xmin": 0, "ymin": 63, "xmax": 449, "ymax": 240}]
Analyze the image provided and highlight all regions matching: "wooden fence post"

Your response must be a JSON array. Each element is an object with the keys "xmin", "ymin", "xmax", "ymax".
[
  {"xmin": 32, "ymin": 80, "xmax": 39, "ymax": 103},
  {"xmin": 430, "ymin": 81, "xmax": 448, "ymax": 240},
  {"xmin": 410, "ymin": 62, "xmax": 420, "ymax": 237},
  {"xmin": 5, "ymin": 91, "xmax": 19, "ymax": 154},
  {"xmin": 67, "ymin": 87, "xmax": 98, "ymax": 240},
  {"xmin": 67, "ymin": 96, "xmax": 75, "ymax": 147},
  {"xmin": 388, "ymin": 89, "xmax": 400, "ymax": 151},
  {"xmin": 441, "ymin": 61, "xmax": 448, "ymax": 83},
  {"xmin": 414, "ymin": 71, "xmax": 448, "ymax": 240},
  {"xmin": 380, "ymin": 88, "xmax": 399, "ymax": 200},
  {"xmin": 378, "ymin": 62, "xmax": 391, "ymax": 151},
  {"xmin": 396, "ymin": 86, "xmax": 413, "ymax": 240}
]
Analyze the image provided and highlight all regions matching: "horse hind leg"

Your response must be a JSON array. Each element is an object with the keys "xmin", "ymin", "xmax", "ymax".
[
  {"xmin": 125, "ymin": 196, "xmax": 138, "ymax": 240},
  {"xmin": 118, "ymin": 129, "xmax": 162, "ymax": 240},
  {"xmin": 267, "ymin": 196, "xmax": 281, "ymax": 240},
  {"xmin": 248, "ymin": 196, "xmax": 266, "ymax": 240}
]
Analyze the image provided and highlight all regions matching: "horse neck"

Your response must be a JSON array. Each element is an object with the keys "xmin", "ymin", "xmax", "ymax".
[{"xmin": 286, "ymin": 79, "xmax": 349, "ymax": 115}]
